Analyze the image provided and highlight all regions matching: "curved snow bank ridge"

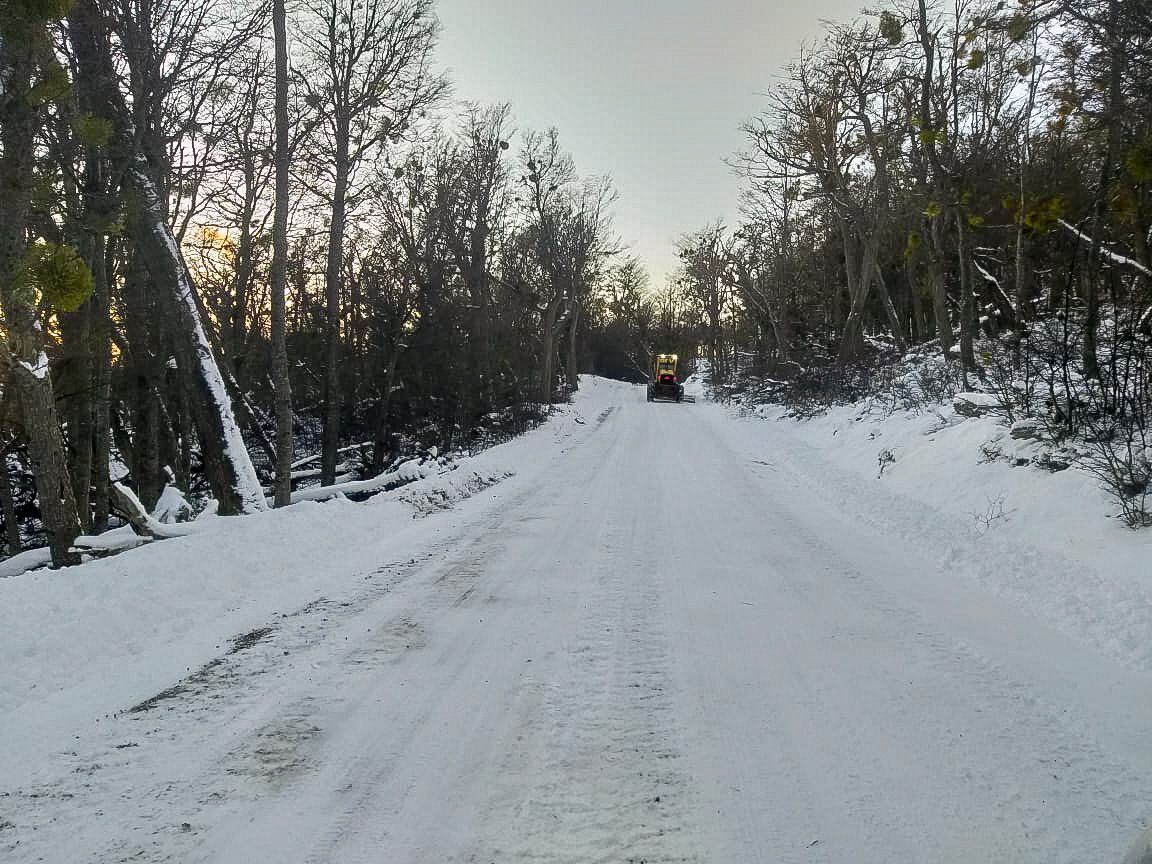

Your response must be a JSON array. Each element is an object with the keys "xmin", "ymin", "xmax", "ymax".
[{"xmin": 735, "ymin": 398, "xmax": 1152, "ymax": 671}]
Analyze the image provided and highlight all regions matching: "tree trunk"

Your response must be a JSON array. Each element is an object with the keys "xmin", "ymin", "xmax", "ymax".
[
  {"xmin": 83, "ymin": 110, "xmax": 114, "ymax": 534},
  {"xmin": 539, "ymin": 291, "xmax": 564, "ymax": 402},
  {"xmin": 0, "ymin": 24, "xmax": 83, "ymax": 565},
  {"xmin": 321, "ymin": 119, "xmax": 350, "ymax": 486},
  {"xmin": 228, "ymin": 186, "xmax": 256, "ymax": 375},
  {"xmin": 12, "ymin": 366, "xmax": 83, "ymax": 564},
  {"xmin": 121, "ymin": 174, "xmax": 267, "ymax": 513},
  {"xmin": 873, "ymin": 264, "xmax": 908, "ymax": 353},
  {"xmin": 955, "ymin": 211, "xmax": 977, "ymax": 375},
  {"xmin": 907, "ymin": 255, "xmax": 927, "ymax": 342},
  {"xmin": 837, "ymin": 219, "xmax": 868, "ymax": 361},
  {"xmin": 1015, "ymin": 225, "xmax": 1036, "ymax": 323},
  {"xmin": 1082, "ymin": 0, "xmax": 1126, "ymax": 380},
  {"xmin": 776, "ymin": 297, "xmax": 794, "ymax": 358},
  {"xmin": 0, "ymin": 450, "xmax": 21, "ymax": 555},
  {"xmin": 271, "ymin": 0, "xmax": 294, "ymax": 507},
  {"xmin": 927, "ymin": 218, "xmax": 954, "ymax": 360},
  {"xmin": 565, "ymin": 298, "xmax": 582, "ymax": 391},
  {"xmin": 90, "ymin": 239, "xmax": 112, "ymax": 532},
  {"xmin": 59, "ymin": 297, "xmax": 93, "ymax": 530},
  {"xmin": 122, "ymin": 257, "xmax": 163, "ymax": 509},
  {"xmin": 465, "ymin": 213, "xmax": 494, "ymax": 409},
  {"xmin": 371, "ymin": 307, "xmax": 408, "ymax": 473}
]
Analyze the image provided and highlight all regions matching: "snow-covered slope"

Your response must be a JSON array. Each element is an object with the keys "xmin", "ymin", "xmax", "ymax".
[
  {"xmin": 738, "ymin": 397, "xmax": 1152, "ymax": 669},
  {"xmin": 0, "ymin": 389, "xmax": 599, "ymax": 773},
  {"xmin": 2, "ymin": 376, "xmax": 1149, "ymax": 864}
]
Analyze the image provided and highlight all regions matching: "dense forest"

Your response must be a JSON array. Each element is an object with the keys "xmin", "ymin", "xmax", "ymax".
[
  {"xmin": 674, "ymin": 0, "xmax": 1152, "ymax": 525},
  {"xmin": 0, "ymin": 0, "xmax": 673, "ymax": 566}
]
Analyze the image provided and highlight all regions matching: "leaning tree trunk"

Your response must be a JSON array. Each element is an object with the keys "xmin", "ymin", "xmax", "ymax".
[
  {"xmin": 70, "ymin": 0, "xmax": 266, "ymax": 515},
  {"xmin": 874, "ymin": 266, "xmax": 908, "ymax": 354},
  {"xmin": 122, "ymin": 174, "xmax": 267, "ymax": 513}
]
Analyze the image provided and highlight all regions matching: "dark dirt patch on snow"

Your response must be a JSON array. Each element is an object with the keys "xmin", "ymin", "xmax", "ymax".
[
  {"xmin": 228, "ymin": 626, "xmax": 277, "ymax": 654},
  {"xmin": 124, "ymin": 657, "xmax": 224, "ymax": 715},
  {"xmin": 125, "ymin": 626, "xmax": 279, "ymax": 715}
]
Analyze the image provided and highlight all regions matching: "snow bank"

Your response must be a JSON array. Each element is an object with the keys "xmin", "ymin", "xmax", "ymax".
[
  {"xmin": 735, "ymin": 396, "xmax": 1152, "ymax": 669},
  {"xmin": 0, "ymin": 381, "xmax": 616, "ymax": 762}
]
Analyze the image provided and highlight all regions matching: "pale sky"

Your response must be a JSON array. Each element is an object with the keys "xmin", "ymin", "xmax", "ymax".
[{"xmin": 433, "ymin": 0, "xmax": 866, "ymax": 287}]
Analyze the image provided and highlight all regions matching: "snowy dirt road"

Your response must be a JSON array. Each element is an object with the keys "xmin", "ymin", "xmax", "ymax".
[{"xmin": 5, "ymin": 378, "xmax": 1151, "ymax": 863}]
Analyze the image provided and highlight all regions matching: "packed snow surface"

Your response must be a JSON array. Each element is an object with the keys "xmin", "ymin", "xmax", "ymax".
[{"xmin": 2, "ymin": 376, "xmax": 1150, "ymax": 863}]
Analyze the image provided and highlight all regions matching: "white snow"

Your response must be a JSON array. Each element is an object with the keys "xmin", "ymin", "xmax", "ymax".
[
  {"xmin": 111, "ymin": 481, "xmax": 199, "ymax": 539},
  {"xmin": 954, "ymin": 391, "xmax": 998, "ymax": 406},
  {"xmin": 17, "ymin": 350, "xmax": 49, "ymax": 380},
  {"xmin": 1059, "ymin": 219, "xmax": 1152, "ymax": 277},
  {"xmin": 744, "ymin": 397, "xmax": 1152, "ymax": 667},
  {"xmin": 0, "ymin": 546, "xmax": 53, "ymax": 578},
  {"xmin": 288, "ymin": 456, "xmax": 443, "ymax": 503},
  {"xmin": 151, "ymin": 483, "xmax": 193, "ymax": 524},
  {"xmin": 1, "ymin": 376, "xmax": 1149, "ymax": 863},
  {"xmin": 1125, "ymin": 827, "xmax": 1152, "ymax": 864}
]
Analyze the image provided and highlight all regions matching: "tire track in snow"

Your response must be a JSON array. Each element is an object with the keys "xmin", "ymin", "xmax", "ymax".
[
  {"xmin": 473, "ymin": 399, "xmax": 699, "ymax": 863},
  {"xmin": 201, "ymin": 384, "xmax": 642, "ymax": 863},
  {"xmin": 662, "ymin": 399, "xmax": 1152, "ymax": 863}
]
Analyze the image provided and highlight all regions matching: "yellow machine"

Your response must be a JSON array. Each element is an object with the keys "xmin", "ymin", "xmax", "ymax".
[{"xmin": 647, "ymin": 353, "xmax": 685, "ymax": 402}]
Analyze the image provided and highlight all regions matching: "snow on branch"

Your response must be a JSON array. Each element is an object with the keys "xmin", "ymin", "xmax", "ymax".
[
  {"xmin": 290, "ymin": 442, "xmax": 372, "ymax": 471},
  {"xmin": 18, "ymin": 351, "xmax": 49, "ymax": 380},
  {"xmin": 132, "ymin": 159, "xmax": 267, "ymax": 514},
  {"xmin": 972, "ymin": 258, "xmax": 1016, "ymax": 314},
  {"xmin": 111, "ymin": 482, "xmax": 200, "ymax": 539},
  {"xmin": 287, "ymin": 457, "xmax": 437, "ymax": 504},
  {"xmin": 1058, "ymin": 220, "xmax": 1152, "ymax": 278}
]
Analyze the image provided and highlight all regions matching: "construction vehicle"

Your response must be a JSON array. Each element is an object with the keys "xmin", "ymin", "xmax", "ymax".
[{"xmin": 646, "ymin": 353, "xmax": 685, "ymax": 402}]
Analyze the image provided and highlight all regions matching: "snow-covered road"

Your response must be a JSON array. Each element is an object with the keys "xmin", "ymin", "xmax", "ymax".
[{"xmin": 5, "ymin": 378, "xmax": 1151, "ymax": 862}]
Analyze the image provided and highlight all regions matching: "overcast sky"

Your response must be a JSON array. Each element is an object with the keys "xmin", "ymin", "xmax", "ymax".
[{"xmin": 433, "ymin": 0, "xmax": 866, "ymax": 287}]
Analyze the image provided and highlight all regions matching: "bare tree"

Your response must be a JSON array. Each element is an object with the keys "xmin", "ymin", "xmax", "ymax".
[
  {"xmin": 294, "ymin": 0, "xmax": 444, "ymax": 486},
  {"xmin": 677, "ymin": 224, "xmax": 730, "ymax": 382}
]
